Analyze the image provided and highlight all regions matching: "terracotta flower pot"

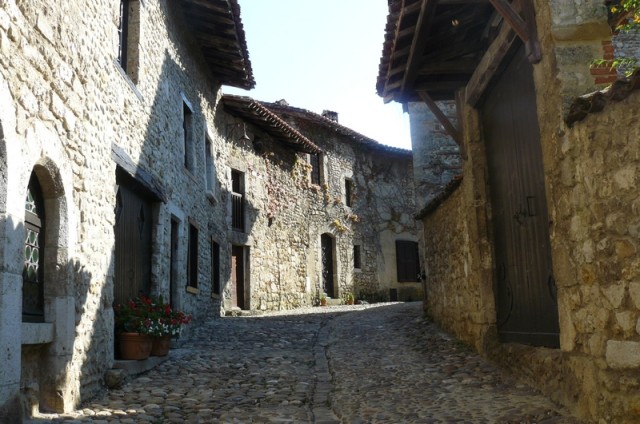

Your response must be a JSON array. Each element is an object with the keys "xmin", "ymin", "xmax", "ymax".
[
  {"xmin": 151, "ymin": 336, "xmax": 171, "ymax": 357},
  {"xmin": 118, "ymin": 332, "xmax": 152, "ymax": 360}
]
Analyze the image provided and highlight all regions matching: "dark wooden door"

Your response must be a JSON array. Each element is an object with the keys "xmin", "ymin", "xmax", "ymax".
[
  {"xmin": 482, "ymin": 46, "xmax": 559, "ymax": 347},
  {"xmin": 321, "ymin": 234, "xmax": 334, "ymax": 297},
  {"xmin": 114, "ymin": 184, "xmax": 152, "ymax": 306},
  {"xmin": 169, "ymin": 219, "xmax": 179, "ymax": 309},
  {"xmin": 231, "ymin": 245, "xmax": 245, "ymax": 309}
]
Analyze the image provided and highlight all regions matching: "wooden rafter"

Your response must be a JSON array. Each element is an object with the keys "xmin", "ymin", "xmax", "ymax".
[
  {"xmin": 418, "ymin": 91, "xmax": 468, "ymax": 160},
  {"xmin": 464, "ymin": 12, "xmax": 518, "ymax": 106},
  {"xmin": 489, "ymin": 0, "xmax": 541, "ymax": 62},
  {"xmin": 400, "ymin": 0, "xmax": 437, "ymax": 99}
]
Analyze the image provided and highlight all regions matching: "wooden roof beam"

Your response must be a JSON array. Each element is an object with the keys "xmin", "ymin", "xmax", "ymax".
[
  {"xmin": 418, "ymin": 90, "xmax": 467, "ymax": 160},
  {"xmin": 464, "ymin": 6, "xmax": 518, "ymax": 106},
  {"xmin": 489, "ymin": 0, "xmax": 540, "ymax": 62},
  {"xmin": 400, "ymin": 0, "xmax": 438, "ymax": 98}
]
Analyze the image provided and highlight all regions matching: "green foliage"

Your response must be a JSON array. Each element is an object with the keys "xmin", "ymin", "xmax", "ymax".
[
  {"xmin": 609, "ymin": 0, "xmax": 640, "ymax": 30},
  {"xmin": 592, "ymin": 57, "xmax": 638, "ymax": 76}
]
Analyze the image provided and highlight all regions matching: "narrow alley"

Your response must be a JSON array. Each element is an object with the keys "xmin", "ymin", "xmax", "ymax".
[{"xmin": 33, "ymin": 303, "xmax": 584, "ymax": 424}]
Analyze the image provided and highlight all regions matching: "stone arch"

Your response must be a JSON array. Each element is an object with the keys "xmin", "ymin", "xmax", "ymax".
[
  {"xmin": 20, "ymin": 156, "xmax": 76, "ymax": 414},
  {"xmin": 30, "ymin": 157, "xmax": 71, "ymax": 302}
]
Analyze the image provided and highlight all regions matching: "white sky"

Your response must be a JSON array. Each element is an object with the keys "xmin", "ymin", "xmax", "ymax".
[{"xmin": 223, "ymin": 0, "xmax": 412, "ymax": 150}]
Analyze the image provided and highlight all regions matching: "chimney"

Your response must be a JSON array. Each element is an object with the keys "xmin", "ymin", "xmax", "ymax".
[{"xmin": 322, "ymin": 110, "xmax": 338, "ymax": 122}]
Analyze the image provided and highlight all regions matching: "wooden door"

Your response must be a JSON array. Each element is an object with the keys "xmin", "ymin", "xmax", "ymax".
[
  {"xmin": 482, "ymin": 46, "xmax": 559, "ymax": 347},
  {"xmin": 114, "ymin": 184, "xmax": 152, "ymax": 306},
  {"xmin": 169, "ymin": 219, "xmax": 179, "ymax": 309},
  {"xmin": 231, "ymin": 245, "xmax": 245, "ymax": 309},
  {"xmin": 321, "ymin": 234, "xmax": 335, "ymax": 297}
]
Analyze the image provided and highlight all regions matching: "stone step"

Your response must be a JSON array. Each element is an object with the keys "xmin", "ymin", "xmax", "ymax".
[{"xmin": 325, "ymin": 297, "xmax": 343, "ymax": 306}]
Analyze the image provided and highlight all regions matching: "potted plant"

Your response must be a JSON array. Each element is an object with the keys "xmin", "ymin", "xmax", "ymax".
[
  {"xmin": 114, "ymin": 296, "xmax": 155, "ymax": 360},
  {"xmin": 146, "ymin": 296, "xmax": 192, "ymax": 356},
  {"xmin": 345, "ymin": 293, "xmax": 355, "ymax": 305},
  {"xmin": 114, "ymin": 295, "xmax": 192, "ymax": 359},
  {"xmin": 320, "ymin": 293, "xmax": 327, "ymax": 306}
]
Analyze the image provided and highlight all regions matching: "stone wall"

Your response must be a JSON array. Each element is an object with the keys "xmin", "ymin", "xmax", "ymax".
[
  {"xmin": 408, "ymin": 101, "xmax": 461, "ymax": 210},
  {"xmin": 415, "ymin": 1, "xmax": 640, "ymax": 422},
  {"xmin": 0, "ymin": 0, "xmax": 233, "ymax": 417},
  {"xmin": 0, "ymin": 0, "xmax": 420, "ymax": 419},
  {"xmin": 223, "ymin": 106, "xmax": 421, "ymax": 309},
  {"xmin": 615, "ymin": 30, "xmax": 640, "ymax": 72}
]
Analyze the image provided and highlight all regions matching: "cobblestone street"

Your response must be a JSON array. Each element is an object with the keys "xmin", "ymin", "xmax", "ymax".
[{"xmin": 33, "ymin": 303, "xmax": 585, "ymax": 424}]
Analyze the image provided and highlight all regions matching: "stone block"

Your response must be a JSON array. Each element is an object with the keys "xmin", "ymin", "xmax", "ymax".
[
  {"xmin": 104, "ymin": 369, "xmax": 128, "ymax": 390},
  {"xmin": 629, "ymin": 281, "xmax": 640, "ymax": 309},
  {"xmin": 21, "ymin": 322, "xmax": 54, "ymax": 345},
  {"xmin": 614, "ymin": 311, "xmax": 637, "ymax": 337},
  {"xmin": 601, "ymin": 284, "xmax": 626, "ymax": 309},
  {"xmin": 606, "ymin": 340, "xmax": 640, "ymax": 369}
]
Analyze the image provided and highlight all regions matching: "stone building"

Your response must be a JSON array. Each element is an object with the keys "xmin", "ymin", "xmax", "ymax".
[
  {"xmin": 0, "ymin": 0, "xmax": 255, "ymax": 419},
  {"xmin": 220, "ymin": 95, "xmax": 421, "ymax": 310},
  {"xmin": 377, "ymin": 0, "xmax": 640, "ymax": 422},
  {"xmin": 0, "ymin": 0, "xmax": 420, "ymax": 420}
]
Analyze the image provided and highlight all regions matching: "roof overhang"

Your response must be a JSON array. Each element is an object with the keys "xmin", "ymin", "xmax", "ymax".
[
  {"xmin": 222, "ymin": 95, "xmax": 322, "ymax": 154},
  {"xmin": 261, "ymin": 102, "xmax": 413, "ymax": 156},
  {"xmin": 377, "ymin": 0, "xmax": 537, "ymax": 105},
  {"xmin": 177, "ymin": 0, "xmax": 255, "ymax": 90}
]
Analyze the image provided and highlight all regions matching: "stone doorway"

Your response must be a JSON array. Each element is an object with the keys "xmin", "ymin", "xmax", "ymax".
[
  {"xmin": 231, "ymin": 245, "xmax": 247, "ymax": 309},
  {"xmin": 321, "ymin": 234, "xmax": 335, "ymax": 298}
]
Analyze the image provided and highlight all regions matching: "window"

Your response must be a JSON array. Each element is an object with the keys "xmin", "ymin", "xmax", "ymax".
[
  {"xmin": 353, "ymin": 245, "xmax": 361, "ymax": 270},
  {"xmin": 309, "ymin": 153, "xmax": 321, "ymax": 185},
  {"xmin": 211, "ymin": 239, "xmax": 220, "ymax": 296},
  {"xmin": 396, "ymin": 240, "xmax": 420, "ymax": 282},
  {"xmin": 345, "ymin": 178, "xmax": 354, "ymax": 207},
  {"xmin": 183, "ymin": 100, "xmax": 194, "ymax": 171},
  {"xmin": 187, "ymin": 222, "xmax": 199, "ymax": 290},
  {"xmin": 23, "ymin": 173, "xmax": 45, "ymax": 322},
  {"xmin": 231, "ymin": 170, "xmax": 245, "ymax": 232},
  {"xmin": 118, "ymin": 0, "xmax": 141, "ymax": 83},
  {"xmin": 205, "ymin": 136, "xmax": 215, "ymax": 193}
]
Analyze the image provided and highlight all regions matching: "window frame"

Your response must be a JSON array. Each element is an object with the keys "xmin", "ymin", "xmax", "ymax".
[
  {"xmin": 345, "ymin": 178, "xmax": 354, "ymax": 207},
  {"xmin": 118, "ymin": 0, "xmax": 141, "ymax": 83},
  {"xmin": 23, "ymin": 173, "xmax": 46, "ymax": 323},
  {"xmin": 211, "ymin": 238, "xmax": 220, "ymax": 297},
  {"xmin": 187, "ymin": 220, "xmax": 199, "ymax": 291},
  {"xmin": 309, "ymin": 153, "xmax": 322, "ymax": 185},
  {"xmin": 353, "ymin": 245, "xmax": 362, "ymax": 270},
  {"xmin": 182, "ymin": 98, "xmax": 194, "ymax": 172},
  {"xmin": 205, "ymin": 134, "xmax": 215, "ymax": 195},
  {"xmin": 231, "ymin": 169, "xmax": 245, "ymax": 232}
]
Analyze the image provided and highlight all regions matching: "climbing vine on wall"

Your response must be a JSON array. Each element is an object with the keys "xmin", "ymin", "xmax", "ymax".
[
  {"xmin": 609, "ymin": 0, "xmax": 640, "ymax": 30},
  {"xmin": 594, "ymin": 0, "xmax": 640, "ymax": 74}
]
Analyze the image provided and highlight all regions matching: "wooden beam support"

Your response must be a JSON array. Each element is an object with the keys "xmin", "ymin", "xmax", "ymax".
[
  {"xmin": 464, "ymin": 16, "xmax": 518, "ymax": 106},
  {"xmin": 489, "ymin": 0, "xmax": 541, "ymax": 63},
  {"xmin": 418, "ymin": 91, "xmax": 467, "ymax": 160}
]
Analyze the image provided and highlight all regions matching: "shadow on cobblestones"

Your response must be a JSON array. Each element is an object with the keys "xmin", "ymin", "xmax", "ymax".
[
  {"xmin": 326, "ymin": 302, "xmax": 587, "ymax": 424},
  {"xmin": 26, "ymin": 302, "xmax": 587, "ymax": 424}
]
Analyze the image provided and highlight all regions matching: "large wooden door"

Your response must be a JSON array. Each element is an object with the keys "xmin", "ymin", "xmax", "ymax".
[
  {"xmin": 231, "ymin": 245, "xmax": 245, "ymax": 309},
  {"xmin": 482, "ymin": 46, "xmax": 559, "ymax": 347},
  {"xmin": 321, "ymin": 234, "xmax": 335, "ymax": 297},
  {"xmin": 114, "ymin": 183, "xmax": 152, "ymax": 306}
]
